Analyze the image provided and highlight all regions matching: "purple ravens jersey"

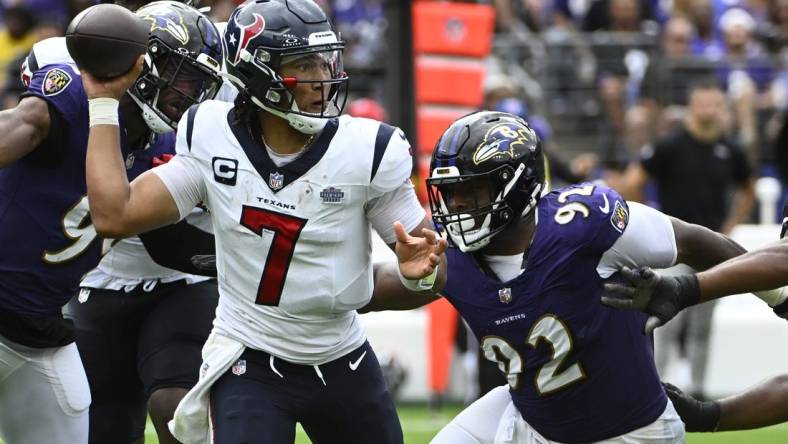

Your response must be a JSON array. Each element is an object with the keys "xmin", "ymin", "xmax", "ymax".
[
  {"xmin": 442, "ymin": 184, "xmax": 666, "ymax": 443},
  {"xmin": 0, "ymin": 62, "xmax": 175, "ymax": 316}
]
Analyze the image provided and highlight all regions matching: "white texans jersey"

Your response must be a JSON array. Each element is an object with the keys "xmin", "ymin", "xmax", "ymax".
[{"xmin": 153, "ymin": 100, "xmax": 424, "ymax": 364}]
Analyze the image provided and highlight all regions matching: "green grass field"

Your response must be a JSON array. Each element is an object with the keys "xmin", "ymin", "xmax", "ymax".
[{"xmin": 134, "ymin": 403, "xmax": 788, "ymax": 444}]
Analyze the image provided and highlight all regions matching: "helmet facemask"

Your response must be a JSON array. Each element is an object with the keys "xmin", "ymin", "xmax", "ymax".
[
  {"xmin": 237, "ymin": 44, "xmax": 349, "ymax": 134},
  {"xmin": 130, "ymin": 37, "xmax": 222, "ymax": 134},
  {"xmin": 428, "ymin": 163, "xmax": 540, "ymax": 252}
]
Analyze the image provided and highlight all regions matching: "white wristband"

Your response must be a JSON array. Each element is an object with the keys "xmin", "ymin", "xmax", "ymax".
[
  {"xmin": 89, "ymin": 98, "xmax": 119, "ymax": 127},
  {"xmin": 397, "ymin": 264, "xmax": 438, "ymax": 292}
]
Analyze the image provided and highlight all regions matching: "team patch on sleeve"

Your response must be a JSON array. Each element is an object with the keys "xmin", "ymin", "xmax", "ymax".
[
  {"xmin": 611, "ymin": 200, "xmax": 629, "ymax": 232},
  {"xmin": 42, "ymin": 68, "xmax": 72, "ymax": 96}
]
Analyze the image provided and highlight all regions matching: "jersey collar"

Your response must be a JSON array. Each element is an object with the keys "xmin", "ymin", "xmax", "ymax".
[{"xmin": 227, "ymin": 110, "xmax": 339, "ymax": 193}]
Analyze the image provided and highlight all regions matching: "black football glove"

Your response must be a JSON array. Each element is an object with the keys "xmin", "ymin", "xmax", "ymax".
[
  {"xmin": 602, "ymin": 267, "xmax": 700, "ymax": 334},
  {"xmin": 190, "ymin": 255, "xmax": 217, "ymax": 274},
  {"xmin": 663, "ymin": 382, "xmax": 720, "ymax": 432},
  {"xmin": 772, "ymin": 298, "xmax": 788, "ymax": 320},
  {"xmin": 781, "ymin": 199, "xmax": 788, "ymax": 239}
]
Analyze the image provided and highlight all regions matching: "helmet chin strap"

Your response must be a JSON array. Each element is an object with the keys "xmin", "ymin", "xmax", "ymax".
[
  {"xmin": 448, "ymin": 212, "xmax": 493, "ymax": 253},
  {"xmin": 128, "ymin": 92, "xmax": 175, "ymax": 134},
  {"xmin": 249, "ymin": 94, "xmax": 328, "ymax": 135}
]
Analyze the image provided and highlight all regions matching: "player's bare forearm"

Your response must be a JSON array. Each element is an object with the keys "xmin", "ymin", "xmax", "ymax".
[
  {"xmin": 360, "ymin": 262, "xmax": 441, "ymax": 313},
  {"xmin": 85, "ymin": 123, "xmax": 133, "ymax": 235},
  {"xmin": 697, "ymin": 238, "xmax": 788, "ymax": 300},
  {"xmin": 0, "ymin": 97, "xmax": 50, "ymax": 167},
  {"xmin": 86, "ymin": 125, "xmax": 179, "ymax": 237},
  {"xmin": 671, "ymin": 217, "xmax": 747, "ymax": 292},
  {"xmin": 717, "ymin": 374, "xmax": 788, "ymax": 431}
]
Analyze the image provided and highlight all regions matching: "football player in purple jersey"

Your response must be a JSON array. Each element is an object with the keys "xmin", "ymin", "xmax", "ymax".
[
  {"xmin": 372, "ymin": 110, "xmax": 761, "ymax": 443},
  {"xmin": 0, "ymin": 2, "xmax": 221, "ymax": 442}
]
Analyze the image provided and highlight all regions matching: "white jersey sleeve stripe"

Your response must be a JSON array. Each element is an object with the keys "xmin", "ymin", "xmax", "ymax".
[{"xmin": 597, "ymin": 201, "xmax": 677, "ymax": 278}]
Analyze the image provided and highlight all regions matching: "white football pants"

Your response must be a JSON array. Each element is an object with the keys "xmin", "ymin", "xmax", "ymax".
[
  {"xmin": 0, "ymin": 334, "xmax": 90, "ymax": 444},
  {"xmin": 431, "ymin": 385, "xmax": 685, "ymax": 444}
]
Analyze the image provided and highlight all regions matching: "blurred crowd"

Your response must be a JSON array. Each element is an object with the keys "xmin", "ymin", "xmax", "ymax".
[{"xmin": 0, "ymin": 0, "xmax": 784, "ymax": 199}]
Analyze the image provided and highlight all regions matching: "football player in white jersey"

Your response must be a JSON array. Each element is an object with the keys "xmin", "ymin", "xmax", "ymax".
[{"xmin": 80, "ymin": 1, "xmax": 448, "ymax": 443}]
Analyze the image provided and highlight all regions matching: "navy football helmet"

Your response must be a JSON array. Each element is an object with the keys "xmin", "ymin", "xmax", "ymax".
[
  {"xmin": 129, "ymin": 1, "xmax": 223, "ymax": 133},
  {"xmin": 427, "ymin": 111, "xmax": 545, "ymax": 252},
  {"xmin": 222, "ymin": 0, "xmax": 348, "ymax": 134}
]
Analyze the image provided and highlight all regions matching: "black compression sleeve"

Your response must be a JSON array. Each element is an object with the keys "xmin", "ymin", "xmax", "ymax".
[{"xmin": 139, "ymin": 220, "xmax": 217, "ymax": 277}]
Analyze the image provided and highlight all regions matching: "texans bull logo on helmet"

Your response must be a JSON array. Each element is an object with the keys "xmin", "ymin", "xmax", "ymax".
[
  {"xmin": 226, "ymin": 11, "xmax": 266, "ymax": 65},
  {"xmin": 472, "ymin": 122, "xmax": 536, "ymax": 165}
]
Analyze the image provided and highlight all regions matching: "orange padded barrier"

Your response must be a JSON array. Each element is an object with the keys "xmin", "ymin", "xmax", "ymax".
[
  {"xmin": 415, "ymin": 57, "xmax": 486, "ymax": 108},
  {"xmin": 427, "ymin": 297, "xmax": 459, "ymax": 394},
  {"xmin": 416, "ymin": 105, "xmax": 472, "ymax": 156},
  {"xmin": 413, "ymin": 2, "xmax": 495, "ymax": 57}
]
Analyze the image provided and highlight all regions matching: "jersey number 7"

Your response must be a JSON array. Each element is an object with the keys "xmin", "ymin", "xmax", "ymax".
[{"xmin": 240, "ymin": 205, "xmax": 307, "ymax": 306}]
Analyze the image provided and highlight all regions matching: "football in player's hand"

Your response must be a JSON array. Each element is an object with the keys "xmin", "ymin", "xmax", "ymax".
[{"xmin": 65, "ymin": 4, "xmax": 149, "ymax": 79}]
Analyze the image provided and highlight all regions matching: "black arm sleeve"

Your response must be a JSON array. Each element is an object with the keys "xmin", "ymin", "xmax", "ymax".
[{"xmin": 139, "ymin": 220, "xmax": 217, "ymax": 277}]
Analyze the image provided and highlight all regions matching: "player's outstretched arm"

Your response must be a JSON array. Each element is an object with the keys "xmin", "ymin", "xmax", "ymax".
[
  {"xmin": 603, "ymin": 216, "xmax": 749, "ymax": 332},
  {"xmin": 694, "ymin": 238, "xmax": 788, "ymax": 299},
  {"xmin": 670, "ymin": 216, "xmax": 747, "ymax": 273},
  {"xmin": 83, "ymin": 56, "xmax": 180, "ymax": 238},
  {"xmin": 0, "ymin": 96, "xmax": 50, "ymax": 167},
  {"xmin": 604, "ymin": 236, "xmax": 788, "ymax": 331},
  {"xmin": 361, "ymin": 218, "xmax": 448, "ymax": 313},
  {"xmin": 665, "ymin": 375, "xmax": 788, "ymax": 432}
]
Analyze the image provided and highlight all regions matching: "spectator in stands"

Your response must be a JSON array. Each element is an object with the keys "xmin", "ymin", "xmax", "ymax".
[
  {"xmin": 716, "ymin": 8, "xmax": 774, "ymax": 162},
  {"xmin": 0, "ymin": 6, "xmax": 35, "ymax": 85},
  {"xmin": 587, "ymin": 0, "xmax": 659, "ymax": 149},
  {"xmin": 769, "ymin": 0, "xmax": 788, "ymax": 54},
  {"xmin": 688, "ymin": 0, "xmax": 726, "ymax": 60},
  {"xmin": 582, "ymin": 0, "xmax": 656, "ymax": 32},
  {"xmin": 332, "ymin": 0, "xmax": 385, "ymax": 68},
  {"xmin": 719, "ymin": 8, "xmax": 773, "ymax": 89},
  {"xmin": 1, "ymin": 15, "xmax": 61, "ymax": 109},
  {"xmin": 640, "ymin": 16, "xmax": 715, "ymax": 108},
  {"xmin": 621, "ymin": 80, "xmax": 755, "ymax": 400},
  {"xmin": 492, "ymin": 0, "xmax": 550, "ymax": 33}
]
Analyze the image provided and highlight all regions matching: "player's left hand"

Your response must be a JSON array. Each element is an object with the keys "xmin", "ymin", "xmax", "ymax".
[
  {"xmin": 393, "ymin": 221, "xmax": 447, "ymax": 280},
  {"xmin": 662, "ymin": 382, "xmax": 720, "ymax": 432},
  {"xmin": 601, "ymin": 267, "xmax": 700, "ymax": 334}
]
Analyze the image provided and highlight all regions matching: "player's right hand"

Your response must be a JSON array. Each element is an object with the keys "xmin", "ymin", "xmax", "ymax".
[
  {"xmin": 601, "ymin": 267, "xmax": 701, "ymax": 334},
  {"xmin": 81, "ymin": 54, "xmax": 144, "ymax": 100}
]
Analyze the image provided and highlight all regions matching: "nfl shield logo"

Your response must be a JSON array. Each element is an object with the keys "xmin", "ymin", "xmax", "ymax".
[
  {"xmin": 498, "ymin": 288, "xmax": 512, "ymax": 304},
  {"xmin": 231, "ymin": 359, "xmax": 247, "ymax": 376},
  {"xmin": 269, "ymin": 172, "xmax": 284, "ymax": 190}
]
